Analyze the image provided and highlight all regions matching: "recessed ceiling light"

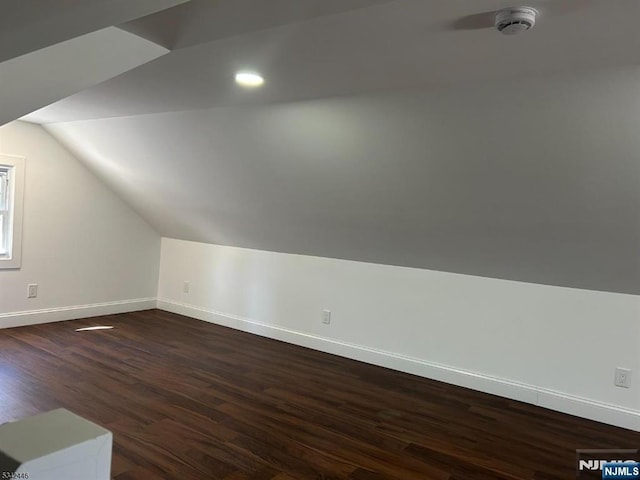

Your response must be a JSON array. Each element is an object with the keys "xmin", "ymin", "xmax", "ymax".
[{"xmin": 235, "ymin": 71, "xmax": 264, "ymax": 88}]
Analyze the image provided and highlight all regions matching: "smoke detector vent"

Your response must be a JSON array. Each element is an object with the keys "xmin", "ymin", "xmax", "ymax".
[{"xmin": 495, "ymin": 7, "xmax": 537, "ymax": 35}]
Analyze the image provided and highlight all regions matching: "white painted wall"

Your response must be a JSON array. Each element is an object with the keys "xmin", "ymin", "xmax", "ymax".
[
  {"xmin": 0, "ymin": 121, "xmax": 160, "ymax": 326},
  {"xmin": 158, "ymin": 237, "xmax": 640, "ymax": 430}
]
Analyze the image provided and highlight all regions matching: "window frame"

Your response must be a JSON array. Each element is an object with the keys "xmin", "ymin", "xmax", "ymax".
[{"xmin": 0, "ymin": 154, "xmax": 26, "ymax": 269}]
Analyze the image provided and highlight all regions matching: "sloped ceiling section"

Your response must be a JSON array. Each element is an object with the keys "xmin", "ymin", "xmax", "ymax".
[
  {"xmin": 0, "ymin": 28, "xmax": 168, "ymax": 126},
  {"xmin": 120, "ymin": 0, "xmax": 394, "ymax": 50},
  {"xmin": 46, "ymin": 67, "xmax": 640, "ymax": 294},
  {"xmin": 0, "ymin": 0, "xmax": 190, "ymax": 63},
  {"xmin": 22, "ymin": 0, "xmax": 640, "ymax": 294},
  {"xmin": 0, "ymin": 0, "xmax": 190, "ymax": 126},
  {"xmin": 19, "ymin": 0, "xmax": 640, "ymax": 121}
]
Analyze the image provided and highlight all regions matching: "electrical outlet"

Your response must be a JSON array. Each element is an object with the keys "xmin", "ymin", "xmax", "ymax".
[
  {"xmin": 183, "ymin": 281, "xmax": 190, "ymax": 294},
  {"xmin": 27, "ymin": 284, "xmax": 38, "ymax": 298},
  {"xmin": 322, "ymin": 309, "xmax": 331, "ymax": 325},
  {"xmin": 615, "ymin": 367, "xmax": 631, "ymax": 388}
]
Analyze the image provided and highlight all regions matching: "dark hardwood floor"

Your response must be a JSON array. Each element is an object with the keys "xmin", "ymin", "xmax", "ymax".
[{"xmin": 0, "ymin": 309, "xmax": 637, "ymax": 479}]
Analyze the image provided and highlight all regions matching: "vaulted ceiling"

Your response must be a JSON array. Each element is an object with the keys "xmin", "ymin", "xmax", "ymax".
[
  {"xmin": 5, "ymin": 0, "xmax": 640, "ymax": 294},
  {"xmin": 0, "ymin": 0, "xmax": 192, "ymax": 125}
]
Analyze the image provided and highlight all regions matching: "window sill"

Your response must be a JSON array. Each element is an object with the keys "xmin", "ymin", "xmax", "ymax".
[{"xmin": 0, "ymin": 255, "xmax": 21, "ymax": 269}]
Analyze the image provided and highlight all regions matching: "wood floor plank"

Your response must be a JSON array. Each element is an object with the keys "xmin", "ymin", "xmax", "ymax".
[{"xmin": 0, "ymin": 309, "xmax": 638, "ymax": 479}]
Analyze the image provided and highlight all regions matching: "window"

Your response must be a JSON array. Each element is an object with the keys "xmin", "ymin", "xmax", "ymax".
[{"xmin": 0, "ymin": 154, "xmax": 25, "ymax": 269}]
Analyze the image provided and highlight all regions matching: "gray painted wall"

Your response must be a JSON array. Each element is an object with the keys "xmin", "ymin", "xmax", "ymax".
[{"xmin": 47, "ymin": 67, "xmax": 640, "ymax": 294}]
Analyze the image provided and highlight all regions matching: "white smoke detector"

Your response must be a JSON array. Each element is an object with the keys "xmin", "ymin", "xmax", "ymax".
[{"xmin": 495, "ymin": 7, "xmax": 538, "ymax": 35}]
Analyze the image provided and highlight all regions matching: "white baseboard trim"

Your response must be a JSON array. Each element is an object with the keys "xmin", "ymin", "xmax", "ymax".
[
  {"xmin": 158, "ymin": 299, "xmax": 640, "ymax": 432},
  {"xmin": 0, "ymin": 298, "xmax": 157, "ymax": 329}
]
